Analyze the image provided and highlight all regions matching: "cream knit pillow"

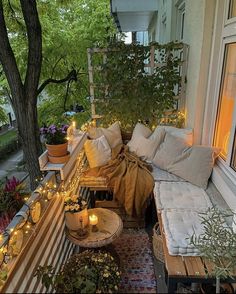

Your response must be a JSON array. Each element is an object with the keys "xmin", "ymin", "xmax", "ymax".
[
  {"xmin": 88, "ymin": 121, "xmax": 122, "ymax": 148},
  {"xmin": 84, "ymin": 135, "xmax": 111, "ymax": 168}
]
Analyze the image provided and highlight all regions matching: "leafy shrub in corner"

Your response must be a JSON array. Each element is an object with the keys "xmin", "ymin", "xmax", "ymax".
[{"xmin": 36, "ymin": 250, "xmax": 121, "ymax": 293}]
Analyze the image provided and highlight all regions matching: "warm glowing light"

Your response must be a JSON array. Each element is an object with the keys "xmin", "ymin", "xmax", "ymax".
[
  {"xmin": 89, "ymin": 214, "xmax": 98, "ymax": 226},
  {"xmin": 66, "ymin": 136, "xmax": 70, "ymax": 141},
  {"xmin": 24, "ymin": 197, "xmax": 29, "ymax": 201},
  {"xmin": 10, "ymin": 229, "xmax": 14, "ymax": 233},
  {"xmin": 72, "ymin": 121, "xmax": 76, "ymax": 128},
  {"xmin": 14, "ymin": 231, "xmax": 17, "ymax": 235},
  {"xmin": 53, "ymin": 184, "xmax": 57, "ymax": 189},
  {"xmin": 26, "ymin": 224, "xmax": 30, "ymax": 229}
]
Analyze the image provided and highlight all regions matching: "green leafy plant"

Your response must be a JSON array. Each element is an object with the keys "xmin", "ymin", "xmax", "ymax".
[
  {"xmin": 190, "ymin": 206, "xmax": 236, "ymax": 293},
  {"xmin": 36, "ymin": 250, "xmax": 121, "ymax": 293},
  {"xmin": 0, "ymin": 177, "xmax": 29, "ymax": 219},
  {"xmin": 92, "ymin": 41, "xmax": 185, "ymax": 130}
]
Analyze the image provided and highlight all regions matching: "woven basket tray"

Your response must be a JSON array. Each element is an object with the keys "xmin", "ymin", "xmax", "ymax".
[{"xmin": 152, "ymin": 222, "xmax": 165, "ymax": 263}]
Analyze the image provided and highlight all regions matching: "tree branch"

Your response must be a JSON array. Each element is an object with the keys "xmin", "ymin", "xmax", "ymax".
[
  {"xmin": 37, "ymin": 69, "xmax": 77, "ymax": 95},
  {"xmin": 0, "ymin": 0, "xmax": 23, "ymax": 105},
  {"xmin": 51, "ymin": 56, "xmax": 65, "ymax": 78},
  {"xmin": 20, "ymin": 0, "xmax": 42, "ymax": 100},
  {"xmin": 8, "ymin": 0, "xmax": 24, "ymax": 28}
]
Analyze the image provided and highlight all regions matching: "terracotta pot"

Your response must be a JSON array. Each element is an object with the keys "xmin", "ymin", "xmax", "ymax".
[
  {"xmin": 65, "ymin": 209, "xmax": 89, "ymax": 231},
  {"xmin": 48, "ymin": 152, "xmax": 70, "ymax": 164},
  {"xmin": 46, "ymin": 142, "xmax": 68, "ymax": 157}
]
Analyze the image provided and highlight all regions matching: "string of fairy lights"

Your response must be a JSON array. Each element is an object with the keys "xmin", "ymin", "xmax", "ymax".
[{"xmin": 0, "ymin": 120, "xmax": 93, "ymax": 287}]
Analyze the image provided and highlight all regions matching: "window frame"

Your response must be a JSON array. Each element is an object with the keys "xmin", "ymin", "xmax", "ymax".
[
  {"xmin": 201, "ymin": 0, "xmax": 236, "ymax": 207},
  {"xmin": 175, "ymin": 0, "xmax": 185, "ymax": 42},
  {"xmin": 213, "ymin": 40, "xmax": 236, "ymax": 166}
]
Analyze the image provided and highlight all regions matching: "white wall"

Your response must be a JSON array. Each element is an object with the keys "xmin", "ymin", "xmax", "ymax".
[
  {"xmin": 183, "ymin": 0, "xmax": 216, "ymax": 144},
  {"xmin": 149, "ymin": 0, "xmax": 216, "ymax": 144}
]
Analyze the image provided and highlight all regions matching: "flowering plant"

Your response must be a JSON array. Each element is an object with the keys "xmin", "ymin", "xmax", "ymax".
[
  {"xmin": 36, "ymin": 250, "xmax": 121, "ymax": 293},
  {"xmin": 40, "ymin": 124, "xmax": 69, "ymax": 145},
  {"xmin": 64, "ymin": 194, "xmax": 87, "ymax": 213},
  {"xmin": 0, "ymin": 177, "xmax": 29, "ymax": 231}
]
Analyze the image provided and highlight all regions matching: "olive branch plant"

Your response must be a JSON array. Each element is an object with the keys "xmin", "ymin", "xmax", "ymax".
[{"xmin": 190, "ymin": 206, "xmax": 236, "ymax": 294}]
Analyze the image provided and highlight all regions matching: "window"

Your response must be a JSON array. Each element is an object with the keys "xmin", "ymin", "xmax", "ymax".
[
  {"xmin": 175, "ymin": 1, "xmax": 185, "ymax": 41},
  {"xmin": 228, "ymin": 0, "xmax": 236, "ymax": 19},
  {"xmin": 214, "ymin": 43, "xmax": 236, "ymax": 160}
]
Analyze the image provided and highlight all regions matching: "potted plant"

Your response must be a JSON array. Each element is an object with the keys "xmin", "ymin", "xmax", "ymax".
[
  {"xmin": 40, "ymin": 124, "xmax": 69, "ymax": 163},
  {"xmin": 190, "ymin": 206, "xmax": 236, "ymax": 294},
  {"xmin": 36, "ymin": 250, "xmax": 121, "ymax": 293},
  {"xmin": 64, "ymin": 194, "xmax": 88, "ymax": 231}
]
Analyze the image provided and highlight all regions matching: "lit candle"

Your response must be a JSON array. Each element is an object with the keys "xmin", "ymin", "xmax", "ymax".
[{"xmin": 89, "ymin": 214, "xmax": 98, "ymax": 226}]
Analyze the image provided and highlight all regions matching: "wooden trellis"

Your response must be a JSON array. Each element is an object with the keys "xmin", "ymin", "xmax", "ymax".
[{"xmin": 87, "ymin": 44, "xmax": 189, "ymax": 122}]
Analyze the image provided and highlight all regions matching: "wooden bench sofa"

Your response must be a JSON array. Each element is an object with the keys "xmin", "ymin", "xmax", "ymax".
[{"xmin": 78, "ymin": 146, "xmax": 236, "ymax": 293}]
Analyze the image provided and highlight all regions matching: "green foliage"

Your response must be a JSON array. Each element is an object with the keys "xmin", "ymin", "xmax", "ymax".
[
  {"xmin": 0, "ymin": 107, "xmax": 7, "ymax": 125},
  {"xmin": 93, "ymin": 41, "xmax": 184, "ymax": 130},
  {"xmin": 0, "ymin": 177, "xmax": 29, "ymax": 216},
  {"xmin": 73, "ymin": 111, "xmax": 91, "ymax": 129},
  {"xmin": 0, "ymin": 129, "xmax": 17, "ymax": 147},
  {"xmin": 36, "ymin": 250, "xmax": 121, "ymax": 293},
  {"xmin": 0, "ymin": 130, "xmax": 21, "ymax": 159},
  {"xmin": 0, "ymin": 97, "xmax": 8, "ymax": 125},
  {"xmin": 1, "ymin": 0, "xmax": 116, "ymax": 127},
  {"xmin": 190, "ymin": 206, "xmax": 236, "ymax": 281}
]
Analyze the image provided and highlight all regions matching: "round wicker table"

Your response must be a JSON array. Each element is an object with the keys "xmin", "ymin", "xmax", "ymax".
[{"xmin": 65, "ymin": 208, "xmax": 123, "ymax": 248}]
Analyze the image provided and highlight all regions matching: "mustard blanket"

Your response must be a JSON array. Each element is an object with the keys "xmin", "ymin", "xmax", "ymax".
[{"xmin": 85, "ymin": 144, "xmax": 154, "ymax": 217}]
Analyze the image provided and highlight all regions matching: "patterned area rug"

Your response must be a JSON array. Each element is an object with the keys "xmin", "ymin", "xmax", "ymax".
[{"xmin": 113, "ymin": 229, "xmax": 157, "ymax": 293}]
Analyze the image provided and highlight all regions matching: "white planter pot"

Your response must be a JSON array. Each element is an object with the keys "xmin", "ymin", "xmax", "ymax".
[{"xmin": 65, "ymin": 208, "xmax": 89, "ymax": 231}]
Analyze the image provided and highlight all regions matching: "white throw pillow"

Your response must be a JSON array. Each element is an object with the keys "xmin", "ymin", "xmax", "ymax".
[
  {"xmin": 152, "ymin": 125, "xmax": 193, "ymax": 145},
  {"xmin": 152, "ymin": 132, "xmax": 190, "ymax": 170},
  {"xmin": 128, "ymin": 126, "xmax": 165, "ymax": 161},
  {"xmin": 88, "ymin": 122, "xmax": 122, "ymax": 148},
  {"xmin": 84, "ymin": 135, "xmax": 111, "ymax": 168},
  {"xmin": 167, "ymin": 145, "xmax": 220, "ymax": 189}
]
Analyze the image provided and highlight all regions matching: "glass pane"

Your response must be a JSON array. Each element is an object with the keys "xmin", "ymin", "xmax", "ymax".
[
  {"xmin": 214, "ymin": 43, "xmax": 236, "ymax": 160},
  {"xmin": 229, "ymin": 0, "xmax": 236, "ymax": 18}
]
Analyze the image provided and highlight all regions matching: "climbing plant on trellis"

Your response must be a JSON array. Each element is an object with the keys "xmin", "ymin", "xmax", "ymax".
[{"xmin": 87, "ymin": 41, "xmax": 189, "ymax": 130}]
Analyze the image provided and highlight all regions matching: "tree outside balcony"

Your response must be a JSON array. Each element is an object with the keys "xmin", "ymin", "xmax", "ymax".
[{"xmin": 0, "ymin": 0, "xmax": 116, "ymax": 189}]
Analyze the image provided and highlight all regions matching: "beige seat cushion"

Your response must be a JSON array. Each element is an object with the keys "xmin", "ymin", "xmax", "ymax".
[
  {"xmin": 88, "ymin": 122, "xmax": 122, "ymax": 148},
  {"xmin": 167, "ymin": 145, "xmax": 220, "ymax": 189},
  {"xmin": 84, "ymin": 135, "xmax": 111, "ymax": 168},
  {"xmin": 128, "ymin": 127, "xmax": 165, "ymax": 161},
  {"xmin": 152, "ymin": 133, "xmax": 189, "ymax": 170}
]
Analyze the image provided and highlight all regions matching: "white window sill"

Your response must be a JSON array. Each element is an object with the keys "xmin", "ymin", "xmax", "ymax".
[{"xmin": 212, "ymin": 162, "xmax": 236, "ymax": 210}]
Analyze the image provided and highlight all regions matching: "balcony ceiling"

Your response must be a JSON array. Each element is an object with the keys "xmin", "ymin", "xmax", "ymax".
[{"xmin": 111, "ymin": 0, "xmax": 158, "ymax": 32}]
